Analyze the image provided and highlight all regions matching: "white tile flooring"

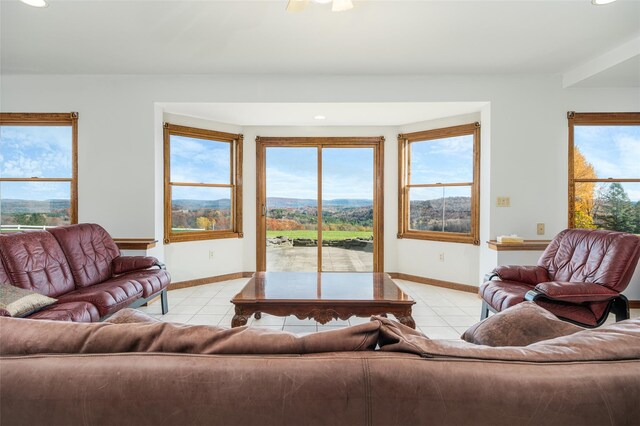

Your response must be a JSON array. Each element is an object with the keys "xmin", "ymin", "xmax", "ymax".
[{"xmin": 138, "ymin": 277, "xmax": 640, "ymax": 340}]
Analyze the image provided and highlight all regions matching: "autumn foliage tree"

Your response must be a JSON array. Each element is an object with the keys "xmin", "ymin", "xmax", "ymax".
[
  {"xmin": 573, "ymin": 147, "xmax": 598, "ymax": 229},
  {"xmin": 266, "ymin": 218, "xmax": 304, "ymax": 231}
]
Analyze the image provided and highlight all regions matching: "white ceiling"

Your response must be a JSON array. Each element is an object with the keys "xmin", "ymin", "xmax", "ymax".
[
  {"xmin": 160, "ymin": 102, "xmax": 487, "ymax": 126},
  {"xmin": 1, "ymin": 0, "xmax": 639, "ymax": 78}
]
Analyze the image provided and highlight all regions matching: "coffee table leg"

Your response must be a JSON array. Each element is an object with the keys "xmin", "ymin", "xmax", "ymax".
[
  {"xmin": 231, "ymin": 306, "xmax": 250, "ymax": 327},
  {"xmin": 255, "ymin": 312, "xmax": 262, "ymax": 319}
]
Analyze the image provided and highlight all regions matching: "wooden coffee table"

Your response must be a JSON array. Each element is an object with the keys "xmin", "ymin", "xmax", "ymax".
[{"xmin": 231, "ymin": 272, "xmax": 416, "ymax": 328}]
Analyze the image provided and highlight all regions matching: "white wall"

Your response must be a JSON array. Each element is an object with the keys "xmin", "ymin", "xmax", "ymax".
[{"xmin": 1, "ymin": 74, "xmax": 638, "ymax": 297}]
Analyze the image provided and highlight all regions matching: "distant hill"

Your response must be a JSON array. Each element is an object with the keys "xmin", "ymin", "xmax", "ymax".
[
  {"xmin": 267, "ymin": 198, "xmax": 316, "ymax": 208},
  {"xmin": 410, "ymin": 196, "xmax": 471, "ymax": 213},
  {"xmin": 267, "ymin": 197, "xmax": 372, "ymax": 208},
  {"xmin": 172, "ymin": 199, "xmax": 231, "ymax": 210},
  {"xmin": 323, "ymin": 199, "xmax": 373, "ymax": 207},
  {"xmin": 0, "ymin": 199, "xmax": 70, "ymax": 213}
]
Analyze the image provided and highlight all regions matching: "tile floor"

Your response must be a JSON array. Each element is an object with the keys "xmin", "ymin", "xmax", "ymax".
[{"xmin": 138, "ymin": 277, "xmax": 640, "ymax": 340}]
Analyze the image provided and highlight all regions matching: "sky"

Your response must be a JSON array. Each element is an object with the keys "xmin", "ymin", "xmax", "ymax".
[
  {"xmin": 410, "ymin": 134, "xmax": 473, "ymax": 185},
  {"xmin": 266, "ymin": 147, "xmax": 374, "ymax": 200},
  {"xmin": 1, "ymin": 125, "xmax": 637, "ymax": 203},
  {"xmin": 0, "ymin": 126, "xmax": 72, "ymax": 200},
  {"xmin": 575, "ymin": 125, "xmax": 640, "ymax": 202}
]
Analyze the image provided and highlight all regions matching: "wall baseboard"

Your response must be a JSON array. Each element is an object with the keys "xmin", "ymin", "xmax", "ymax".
[
  {"xmin": 388, "ymin": 272, "xmax": 479, "ymax": 294},
  {"xmin": 630, "ymin": 300, "xmax": 640, "ymax": 309},
  {"xmin": 168, "ymin": 272, "xmax": 255, "ymax": 291}
]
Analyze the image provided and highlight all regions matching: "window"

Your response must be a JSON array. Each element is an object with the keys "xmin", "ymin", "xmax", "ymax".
[
  {"xmin": 163, "ymin": 123, "xmax": 243, "ymax": 243},
  {"xmin": 568, "ymin": 112, "xmax": 640, "ymax": 234},
  {"xmin": 398, "ymin": 122, "xmax": 480, "ymax": 244},
  {"xmin": 0, "ymin": 113, "xmax": 78, "ymax": 232}
]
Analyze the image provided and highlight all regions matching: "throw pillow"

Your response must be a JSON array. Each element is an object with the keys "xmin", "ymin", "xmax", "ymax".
[
  {"xmin": 105, "ymin": 308, "xmax": 162, "ymax": 324},
  {"xmin": 0, "ymin": 284, "xmax": 57, "ymax": 318},
  {"xmin": 461, "ymin": 302, "xmax": 583, "ymax": 347}
]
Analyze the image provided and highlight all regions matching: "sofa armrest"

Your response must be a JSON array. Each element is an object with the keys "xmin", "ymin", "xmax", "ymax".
[
  {"xmin": 112, "ymin": 256, "xmax": 164, "ymax": 275},
  {"xmin": 525, "ymin": 281, "xmax": 619, "ymax": 304},
  {"xmin": 491, "ymin": 265, "xmax": 549, "ymax": 285}
]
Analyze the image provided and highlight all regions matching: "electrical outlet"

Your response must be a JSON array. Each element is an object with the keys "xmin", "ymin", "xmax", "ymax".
[
  {"xmin": 439, "ymin": 253, "xmax": 445, "ymax": 262},
  {"xmin": 208, "ymin": 250, "xmax": 215, "ymax": 259},
  {"xmin": 496, "ymin": 197, "xmax": 511, "ymax": 207},
  {"xmin": 536, "ymin": 223, "xmax": 545, "ymax": 235}
]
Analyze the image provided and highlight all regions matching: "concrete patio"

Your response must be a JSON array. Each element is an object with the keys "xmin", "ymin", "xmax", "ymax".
[{"xmin": 266, "ymin": 246, "xmax": 373, "ymax": 272}]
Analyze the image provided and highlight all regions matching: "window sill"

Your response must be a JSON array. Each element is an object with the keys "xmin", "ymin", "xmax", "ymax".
[
  {"xmin": 397, "ymin": 231, "xmax": 479, "ymax": 245},
  {"xmin": 164, "ymin": 231, "xmax": 243, "ymax": 244}
]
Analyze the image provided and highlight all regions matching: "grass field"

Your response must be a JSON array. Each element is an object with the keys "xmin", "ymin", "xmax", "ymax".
[{"xmin": 266, "ymin": 230, "xmax": 372, "ymax": 241}]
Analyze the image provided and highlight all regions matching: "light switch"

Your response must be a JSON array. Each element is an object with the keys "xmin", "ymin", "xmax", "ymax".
[{"xmin": 537, "ymin": 223, "xmax": 545, "ymax": 235}]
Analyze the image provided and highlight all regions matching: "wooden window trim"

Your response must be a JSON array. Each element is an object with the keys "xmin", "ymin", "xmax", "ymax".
[
  {"xmin": 567, "ymin": 111, "xmax": 640, "ymax": 228},
  {"xmin": 0, "ymin": 112, "xmax": 79, "ymax": 225},
  {"xmin": 163, "ymin": 123, "xmax": 243, "ymax": 244},
  {"xmin": 398, "ymin": 122, "xmax": 480, "ymax": 245}
]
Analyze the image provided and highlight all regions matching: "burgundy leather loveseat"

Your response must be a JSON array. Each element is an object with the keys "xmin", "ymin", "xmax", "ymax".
[{"xmin": 0, "ymin": 223, "xmax": 170, "ymax": 321}]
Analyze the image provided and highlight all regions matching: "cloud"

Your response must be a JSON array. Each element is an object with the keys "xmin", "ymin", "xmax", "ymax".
[{"xmin": 265, "ymin": 167, "xmax": 318, "ymax": 199}]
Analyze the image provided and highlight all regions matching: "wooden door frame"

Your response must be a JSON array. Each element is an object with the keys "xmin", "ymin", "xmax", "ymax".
[{"xmin": 256, "ymin": 136, "xmax": 385, "ymax": 272}]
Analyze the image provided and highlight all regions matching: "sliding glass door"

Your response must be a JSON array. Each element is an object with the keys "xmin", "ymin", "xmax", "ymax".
[
  {"xmin": 265, "ymin": 147, "xmax": 318, "ymax": 272},
  {"xmin": 256, "ymin": 138, "xmax": 383, "ymax": 272},
  {"xmin": 321, "ymin": 147, "xmax": 374, "ymax": 272}
]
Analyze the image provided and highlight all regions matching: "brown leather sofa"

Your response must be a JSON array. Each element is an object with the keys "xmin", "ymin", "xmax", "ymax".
[
  {"xmin": 1, "ymin": 310, "xmax": 638, "ymax": 425},
  {"xmin": 0, "ymin": 223, "xmax": 170, "ymax": 321}
]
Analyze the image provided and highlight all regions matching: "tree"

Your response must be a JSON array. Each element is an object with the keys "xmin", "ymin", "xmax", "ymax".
[
  {"xmin": 633, "ymin": 201, "xmax": 640, "ymax": 234},
  {"xmin": 598, "ymin": 182, "xmax": 634, "ymax": 232},
  {"xmin": 573, "ymin": 147, "xmax": 598, "ymax": 229},
  {"xmin": 196, "ymin": 216, "xmax": 214, "ymax": 231}
]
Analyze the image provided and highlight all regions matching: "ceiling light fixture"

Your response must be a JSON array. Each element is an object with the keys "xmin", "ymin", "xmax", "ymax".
[
  {"xmin": 314, "ymin": 115, "xmax": 326, "ymax": 120},
  {"xmin": 19, "ymin": 0, "xmax": 48, "ymax": 7},
  {"xmin": 286, "ymin": 0, "xmax": 354, "ymax": 13},
  {"xmin": 591, "ymin": 0, "xmax": 616, "ymax": 4}
]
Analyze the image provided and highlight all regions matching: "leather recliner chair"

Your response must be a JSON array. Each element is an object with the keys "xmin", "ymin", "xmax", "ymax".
[{"xmin": 480, "ymin": 228, "xmax": 640, "ymax": 327}]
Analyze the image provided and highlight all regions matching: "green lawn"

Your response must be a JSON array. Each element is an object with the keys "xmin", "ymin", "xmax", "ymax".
[{"xmin": 266, "ymin": 230, "xmax": 372, "ymax": 241}]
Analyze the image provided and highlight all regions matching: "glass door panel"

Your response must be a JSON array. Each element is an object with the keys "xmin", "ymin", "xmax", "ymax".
[
  {"xmin": 265, "ymin": 147, "xmax": 318, "ymax": 271},
  {"xmin": 321, "ymin": 148, "xmax": 374, "ymax": 272}
]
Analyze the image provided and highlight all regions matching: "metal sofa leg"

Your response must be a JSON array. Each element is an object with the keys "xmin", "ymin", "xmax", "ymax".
[
  {"xmin": 480, "ymin": 300, "xmax": 490, "ymax": 320},
  {"xmin": 611, "ymin": 295, "xmax": 629, "ymax": 322},
  {"xmin": 160, "ymin": 289, "xmax": 169, "ymax": 315}
]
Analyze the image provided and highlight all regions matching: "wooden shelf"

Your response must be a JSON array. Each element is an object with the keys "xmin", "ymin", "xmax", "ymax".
[
  {"xmin": 114, "ymin": 238, "xmax": 157, "ymax": 250},
  {"xmin": 487, "ymin": 240, "xmax": 550, "ymax": 251}
]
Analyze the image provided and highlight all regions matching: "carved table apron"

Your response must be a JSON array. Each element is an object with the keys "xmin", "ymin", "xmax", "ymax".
[{"xmin": 230, "ymin": 272, "xmax": 416, "ymax": 329}]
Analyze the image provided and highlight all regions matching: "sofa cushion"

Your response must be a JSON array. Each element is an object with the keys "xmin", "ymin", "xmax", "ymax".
[
  {"xmin": 0, "ymin": 231, "xmax": 75, "ymax": 296},
  {"xmin": 0, "ymin": 284, "xmax": 57, "ymax": 318},
  {"xmin": 534, "ymin": 299, "xmax": 609, "ymax": 327},
  {"xmin": 105, "ymin": 308, "xmax": 161, "ymax": 324},
  {"xmin": 57, "ymin": 278, "xmax": 143, "ymax": 317},
  {"xmin": 119, "ymin": 269, "xmax": 170, "ymax": 298},
  {"xmin": 48, "ymin": 223, "xmax": 121, "ymax": 288},
  {"xmin": 538, "ymin": 228, "xmax": 640, "ymax": 292},
  {"xmin": 461, "ymin": 302, "xmax": 583, "ymax": 346},
  {"xmin": 112, "ymin": 256, "xmax": 160, "ymax": 275},
  {"xmin": 0, "ymin": 251, "xmax": 11, "ymax": 286},
  {"xmin": 479, "ymin": 279, "xmax": 534, "ymax": 312},
  {"xmin": 27, "ymin": 301, "xmax": 100, "ymax": 322},
  {"xmin": 377, "ymin": 316, "xmax": 640, "ymax": 362},
  {"xmin": 0, "ymin": 314, "xmax": 380, "ymax": 355}
]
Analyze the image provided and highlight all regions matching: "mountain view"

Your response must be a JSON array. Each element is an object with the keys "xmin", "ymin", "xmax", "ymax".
[
  {"xmin": 0, "ymin": 199, "xmax": 71, "ymax": 228},
  {"xmin": 410, "ymin": 196, "xmax": 471, "ymax": 233}
]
